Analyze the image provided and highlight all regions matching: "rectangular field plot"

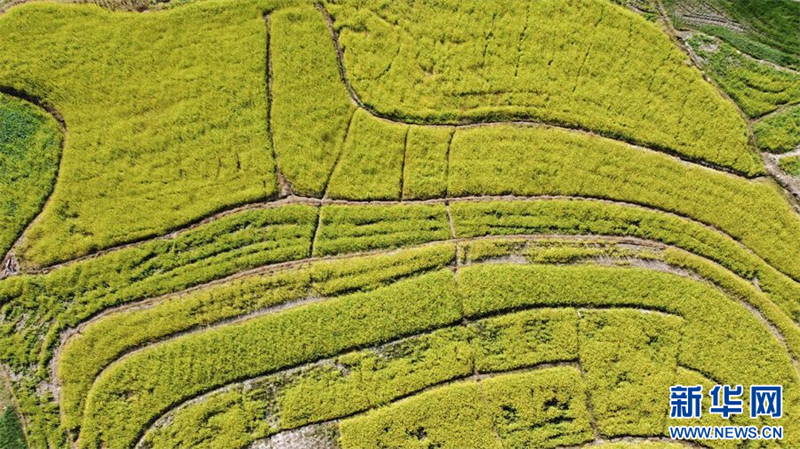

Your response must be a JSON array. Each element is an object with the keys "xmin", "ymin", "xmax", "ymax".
[
  {"xmin": 314, "ymin": 203, "xmax": 451, "ymax": 256},
  {"xmin": 402, "ymin": 126, "xmax": 453, "ymax": 200},
  {"xmin": 326, "ymin": 110, "xmax": 408, "ymax": 200},
  {"xmin": 270, "ymin": 4, "xmax": 355, "ymax": 197}
]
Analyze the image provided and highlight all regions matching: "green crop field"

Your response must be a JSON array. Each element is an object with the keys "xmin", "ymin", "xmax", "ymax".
[{"xmin": 1, "ymin": 1, "xmax": 799, "ymax": 448}]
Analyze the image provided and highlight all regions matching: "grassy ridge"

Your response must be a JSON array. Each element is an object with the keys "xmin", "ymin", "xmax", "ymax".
[
  {"xmin": 271, "ymin": 4, "xmax": 355, "ymax": 197},
  {"xmin": 0, "ymin": 1, "xmax": 279, "ymax": 267},
  {"xmin": 0, "ymin": 93, "xmax": 61, "ymax": 260},
  {"xmin": 78, "ymin": 264, "xmax": 797, "ymax": 449},
  {"xmin": 688, "ymin": 35, "xmax": 800, "ymax": 118},
  {"xmin": 448, "ymin": 125, "xmax": 800, "ymax": 279},
  {"xmin": 326, "ymin": 0, "xmax": 760, "ymax": 175}
]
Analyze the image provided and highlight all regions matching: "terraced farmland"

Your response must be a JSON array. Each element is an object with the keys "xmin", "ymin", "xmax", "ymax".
[{"xmin": 0, "ymin": 1, "xmax": 799, "ymax": 448}]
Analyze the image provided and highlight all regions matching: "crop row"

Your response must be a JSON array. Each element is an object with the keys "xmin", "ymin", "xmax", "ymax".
[
  {"xmin": 3, "ymin": 0, "xmax": 787, "ymax": 270},
  {"xmin": 688, "ymin": 34, "xmax": 800, "ymax": 118},
  {"xmin": 452, "ymin": 199, "xmax": 800, "ymax": 321},
  {"xmin": 341, "ymin": 309, "xmax": 683, "ymax": 449},
  {"xmin": 313, "ymin": 203, "xmax": 451, "ymax": 256},
  {"xmin": 76, "ymin": 237, "xmax": 800, "ymax": 448},
  {"xmin": 323, "ymin": 0, "xmax": 760, "ymax": 175},
  {"xmin": 58, "ymin": 243, "xmax": 455, "ymax": 432},
  {"xmin": 0, "ymin": 93, "xmax": 61, "ymax": 261},
  {"xmin": 61, "ymin": 231, "xmax": 800, "ymax": 440},
  {"xmin": 448, "ymin": 125, "xmax": 800, "ymax": 279},
  {"xmin": 143, "ymin": 307, "xmax": 575, "ymax": 448},
  {"xmin": 340, "ymin": 367, "xmax": 592, "ymax": 449},
  {"xmin": 5, "ymin": 195, "xmax": 800, "ymax": 445},
  {"xmin": 141, "ymin": 304, "xmax": 692, "ymax": 449},
  {"xmin": 270, "ymin": 4, "xmax": 800, "ymax": 277},
  {"xmin": 76, "ymin": 262, "xmax": 797, "ymax": 448}
]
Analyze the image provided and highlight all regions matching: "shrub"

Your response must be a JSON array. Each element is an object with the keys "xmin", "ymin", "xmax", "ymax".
[{"xmin": 779, "ymin": 156, "xmax": 800, "ymax": 176}]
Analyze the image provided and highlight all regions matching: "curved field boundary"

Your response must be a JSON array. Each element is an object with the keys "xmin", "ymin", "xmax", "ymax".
[
  {"xmin": 0, "ymin": 85, "xmax": 66, "ymax": 278},
  {"xmin": 653, "ymin": 0, "xmax": 800, "ymax": 204},
  {"xmin": 312, "ymin": 4, "xmax": 762, "ymax": 180},
  {"xmin": 48, "ymin": 210, "xmax": 800, "ymax": 426},
  {"xmin": 57, "ymin": 233, "xmax": 798, "ymax": 406},
  {"xmin": 75, "ymin": 247, "xmax": 798, "ymax": 448},
  {"xmin": 1, "ymin": 1, "xmax": 784, "ymax": 272},
  {"xmin": 10, "ymin": 194, "xmax": 798, "ymax": 285},
  {"xmin": 133, "ymin": 302, "xmax": 771, "ymax": 449}
]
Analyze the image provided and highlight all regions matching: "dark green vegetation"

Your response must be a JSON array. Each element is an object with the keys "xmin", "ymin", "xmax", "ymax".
[
  {"xmin": 688, "ymin": 34, "xmax": 800, "ymax": 118},
  {"xmin": 0, "ymin": 407, "xmax": 26, "ymax": 449},
  {"xmin": 0, "ymin": 93, "xmax": 61, "ymax": 261},
  {"xmin": 1, "ymin": 0, "xmax": 799, "ymax": 448},
  {"xmin": 665, "ymin": 0, "xmax": 800, "ymax": 70}
]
